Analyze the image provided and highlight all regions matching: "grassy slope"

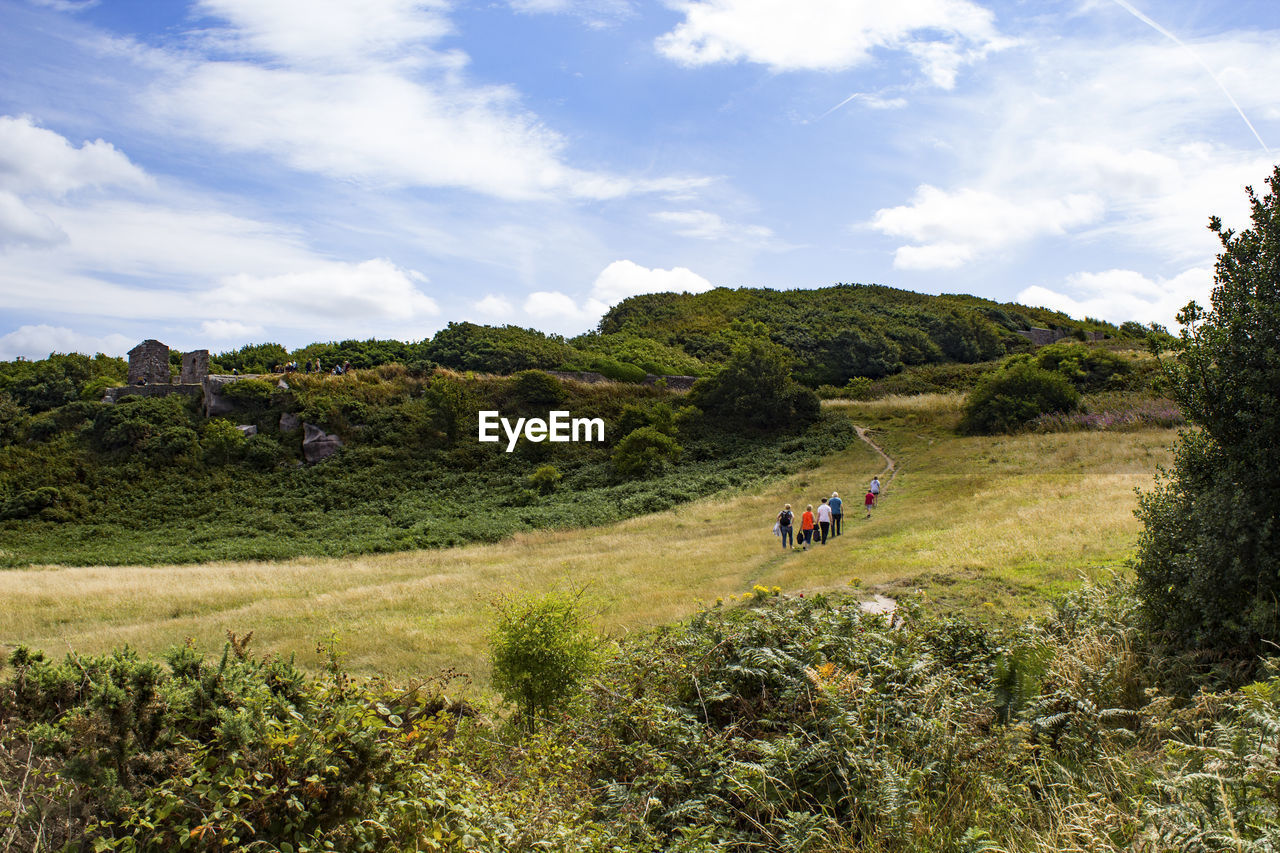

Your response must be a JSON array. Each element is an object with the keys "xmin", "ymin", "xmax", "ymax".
[{"xmin": 0, "ymin": 394, "xmax": 1174, "ymax": 681}]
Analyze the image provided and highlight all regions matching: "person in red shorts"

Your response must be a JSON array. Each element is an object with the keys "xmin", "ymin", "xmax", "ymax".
[{"xmin": 864, "ymin": 490, "xmax": 875, "ymax": 518}]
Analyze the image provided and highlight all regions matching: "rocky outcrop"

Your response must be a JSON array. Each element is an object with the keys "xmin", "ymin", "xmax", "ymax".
[
  {"xmin": 279, "ymin": 412, "xmax": 301, "ymax": 433},
  {"xmin": 236, "ymin": 425, "xmax": 258, "ymax": 437},
  {"xmin": 202, "ymin": 375, "xmax": 242, "ymax": 417},
  {"xmin": 302, "ymin": 423, "xmax": 343, "ymax": 463}
]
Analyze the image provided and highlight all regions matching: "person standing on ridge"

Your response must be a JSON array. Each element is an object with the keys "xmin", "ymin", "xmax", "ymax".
[
  {"xmin": 829, "ymin": 492, "xmax": 843, "ymax": 536},
  {"xmin": 816, "ymin": 497, "xmax": 832, "ymax": 544}
]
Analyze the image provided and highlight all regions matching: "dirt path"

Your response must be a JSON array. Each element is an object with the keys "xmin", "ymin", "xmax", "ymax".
[{"xmin": 855, "ymin": 425, "xmax": 897, "ymax": 488}]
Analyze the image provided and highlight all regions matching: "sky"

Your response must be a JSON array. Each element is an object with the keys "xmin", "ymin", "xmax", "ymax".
[{"xmin": 0, "ymin": 0, "xmax": 1277, "ymax": 360}]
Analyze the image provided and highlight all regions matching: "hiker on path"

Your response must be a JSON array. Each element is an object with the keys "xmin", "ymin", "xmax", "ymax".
[
  {"xmin": 870, "ymin": 476, "xmax": 881, "ymax": 507},
  {"xmin": 800, "ymin": 505, "xmax": 816, "ymax": 550},
  {"xmin": 864, "ymin": 490, "xmax": 875, "ymax": 518},
  {"xmin": 816, "ymin": 498, "xmax": 832, "ymax": 544},
  {"xmin": 777, "ymin": 504, "xmax": 794, "ymax": 550},
  {"xmin": 829, "ymin": 492, "xmax": 843, "ymax": 536}
]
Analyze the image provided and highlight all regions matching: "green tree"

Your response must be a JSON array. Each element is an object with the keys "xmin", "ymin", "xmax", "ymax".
[
  {"xmin": 489, "ymin": 591, "xmax": 597, "ymax": 732},
  {"xmin": 958, "ymin": 362, "xmax": 1079, "ymax": 435},
  {"xmin": 1134, "ymin": 166, "xmax": 1280, "ymax": 680},
  {"xmin": 687, "ymin": 338, "xmax": 819, "ymax": 430}
]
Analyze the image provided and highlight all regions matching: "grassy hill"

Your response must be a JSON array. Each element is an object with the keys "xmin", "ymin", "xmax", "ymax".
[{"xmin": 0, "ymin": 395, "xmax": 1174, "ymax": 679}]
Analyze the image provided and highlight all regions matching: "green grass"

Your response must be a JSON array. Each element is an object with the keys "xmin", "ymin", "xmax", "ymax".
[{"xmin": 0, "ymin": 394, "xmax": 1175, "ymax": 681}]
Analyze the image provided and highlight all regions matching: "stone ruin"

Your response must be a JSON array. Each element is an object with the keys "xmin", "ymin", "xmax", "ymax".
[
  {"xmin": 127, "ymin": 339, "xmax": 172, "ymax": 385},
  {"xmin": 124, "ymin": 340, "xmax": 211, "ymax": 386},
  {"xmin": 180, "ymin": 349, "xmax": 210, "ymax": 384}
]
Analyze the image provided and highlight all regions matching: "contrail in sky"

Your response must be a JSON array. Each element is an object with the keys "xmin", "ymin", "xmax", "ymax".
[{"xmin": 1109, "ymin": 0, "xmax": 1270, "ymax": 153}]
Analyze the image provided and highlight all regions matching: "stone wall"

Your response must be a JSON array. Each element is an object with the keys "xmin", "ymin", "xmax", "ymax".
[{"xmin": 127, "ymin": 339, "xmax": 171, "ymax": 385}]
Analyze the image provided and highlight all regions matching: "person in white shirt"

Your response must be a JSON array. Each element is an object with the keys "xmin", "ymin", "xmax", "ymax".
[
  {"xmin": 815, "ymin": 498, "xmax": 833, "ymax": 544},
  {"xmin": 870, "ymin": 476, "xmax": 881, "ymax": 506}
]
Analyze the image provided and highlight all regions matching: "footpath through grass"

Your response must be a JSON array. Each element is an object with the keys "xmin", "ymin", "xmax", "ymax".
[{"xmin": 0, "ymin": 394, "xmax": 1174, "ymax": 681}]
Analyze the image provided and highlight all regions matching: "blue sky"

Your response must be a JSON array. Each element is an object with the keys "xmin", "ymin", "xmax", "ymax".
[{"xmin": 1, "ymin": 0, "xmax": 1277, "ymax": 359}]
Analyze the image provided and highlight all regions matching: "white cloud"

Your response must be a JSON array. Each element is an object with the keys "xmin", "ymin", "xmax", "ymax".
[
  {"xmin": 1018, "ymin": 267, "xmax": 1214, "ymax": 329},
  {"xmin": 472, "ymin": 294, "xmax": 515, "ymax": 319},
  {"xmin": 652, "ymin": 209, "xmax": 775, "ymax": 245},
  {"xmin": 193, "ymin": 0, "xmax": 453, "ymax": 67},
  {"xmin": 871, "ymin": 185, "xmax": 1104, "ymax": 269},
  {"xmin": 0, "ymin": 115, "xmax": 149, "ymax": 197},
  {"xmin": 590, "ymin": 259, "xmax": 714, "ymax": 304},
  {"xmin": 28, "ymin": 0, "xmax": 100, "ymax": 12},
  {"xmin": 199, "ymin": 319, "xmax": 266, "ymax": 340},
  {"xmin": 866, "ymin": 28, "xmax": 1280, "ymax": 272},
  {"xmin": 0, "ymin": 190, "xmax": 66, "ymax": 248},
  {"xmin": 0, "ymin": 324, "xmax": 132, "ymax": 361},
  {"xmin": 207, "ymin": 259, "xmax": 438, "ymax": 326},
  {"xmin": 141, "ymin": 4, "xmax": 705, "ymax": 201},
  {"xmin": 656, "ymin": 0, "xmax": 1008, "ymax": 87},
  {"xmin": 523, "ymin": 290, "xmax": 589, "ymax": 320}
]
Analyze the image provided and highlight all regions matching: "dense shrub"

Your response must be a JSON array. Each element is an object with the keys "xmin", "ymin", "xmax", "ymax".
[
  {"xmin": 959, "ymin": 362, "xmax": 1080, "ymax": 435},
  {"xmin": 688, "ymin": 338, "xmax": 820, "ymax": 431}
]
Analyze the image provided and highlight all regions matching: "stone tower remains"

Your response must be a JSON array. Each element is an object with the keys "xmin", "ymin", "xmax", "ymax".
[
  {"xmin": 180, "ymin": 349, "xmax": 210, "ymax": 384},
  {"xmin": 127, "ymin": 339, "xmax": 171, "ymax": 385}
]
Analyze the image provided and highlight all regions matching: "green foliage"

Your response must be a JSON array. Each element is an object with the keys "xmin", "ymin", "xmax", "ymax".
[
  {"xmin": 218, "ymin": 377, "xmax": 277, "ymax": 408},
  {"xmin": 687, "ymin": 338, "xmax": 820, "ymax": 431},
  {"xmin": 208, "ymin": 342, "xmax": 290, "ymax": 374},
  {"xmin": 0, "ymin": 352, "xmax": 127, "ymax": 414},
  {"xmin": 427, "ymin": 322, "xmax": 583, "ymax": 375},
  {"xmin": 528, "ymin": 464, "xmax": 562, "ymax": 494},
  {"xmin": 612, "ymin": 425, "xmax": 683, "ymax": 477},
  {"xmin": 1031, "ymin": 342, "xmax": 1133, "ymax": 391},
  {"xmin": 489, "ymin": 591, "xmax": 597, "ymax": 731},
  {"xmin": 1135, "ymin": 166, "xmax": 1280, "ymax": 682},
  {"xmin": 572, "ymin": 332, "xmax": 707, "ymax": 376},
  {"xmin": 959, "ymin": 362, "xmax": 1080, "ymax": 435},
  {"xmin": 598, "ymin": 283, "xmax": 1111, "ymax": 386}
]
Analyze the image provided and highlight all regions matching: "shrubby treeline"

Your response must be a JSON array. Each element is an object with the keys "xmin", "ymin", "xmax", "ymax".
[{"xmin": 0, "ymin": 352, "xmax": 838, "ymax": 565}]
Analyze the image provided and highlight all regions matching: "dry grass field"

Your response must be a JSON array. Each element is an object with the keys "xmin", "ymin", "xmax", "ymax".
[{"xmin": 0, "ymin": 394, "xmax": 1176, "ymax": 682}]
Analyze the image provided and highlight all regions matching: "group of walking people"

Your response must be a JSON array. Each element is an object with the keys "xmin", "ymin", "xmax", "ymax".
[{"xmin": 775, "ymin": 475, "xmax": 881, "ymax": 551}]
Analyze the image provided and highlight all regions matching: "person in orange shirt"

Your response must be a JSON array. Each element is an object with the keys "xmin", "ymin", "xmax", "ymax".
[{"xmin": 800, "ymin": 504, "xmax": 816, "ymax": 550}]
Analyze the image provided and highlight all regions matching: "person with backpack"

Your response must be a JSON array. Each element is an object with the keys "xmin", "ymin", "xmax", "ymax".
[
  {"xmin": 870, "ymin": 476, "xmax": 881, "ymax": 507},
  {"xmin": 829, "ymin": 492, "xmax": 843, "ymax": 536},
  {"xmin": 776, "ymin": 504, "xmax": 794, "ymax": 550}
]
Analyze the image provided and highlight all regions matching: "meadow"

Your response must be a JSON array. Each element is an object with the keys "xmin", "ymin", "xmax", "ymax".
[{"xmin": 0, "ymin": 394, "xmax": 1175, "ymax": 681}]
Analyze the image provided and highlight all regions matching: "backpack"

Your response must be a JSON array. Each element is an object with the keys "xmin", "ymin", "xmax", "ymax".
[{"xmin": 778, "ymin": 510, "xmax": 793, "ymax": 526}]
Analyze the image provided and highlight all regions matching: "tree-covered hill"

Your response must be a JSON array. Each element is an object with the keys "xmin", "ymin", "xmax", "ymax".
[{"xmin": 598, "ymin": 283, "xmax": 1127, "ymax": 386}]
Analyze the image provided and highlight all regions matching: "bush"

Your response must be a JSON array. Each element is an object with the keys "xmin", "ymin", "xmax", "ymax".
[
  {"xmin": 528, "ymin": 464, "xmax": 562, "ymax": 494},
  {"xmin": 612, "ymin": 425, "xmax": 683, "ymax": 477},
  {"xmin": 959, "ymin": 362, "xmax": 1080, "ymax": 434},
  {"xmin": 489, "ymin": 591, "xmax": 597, "ymax": 732}
]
